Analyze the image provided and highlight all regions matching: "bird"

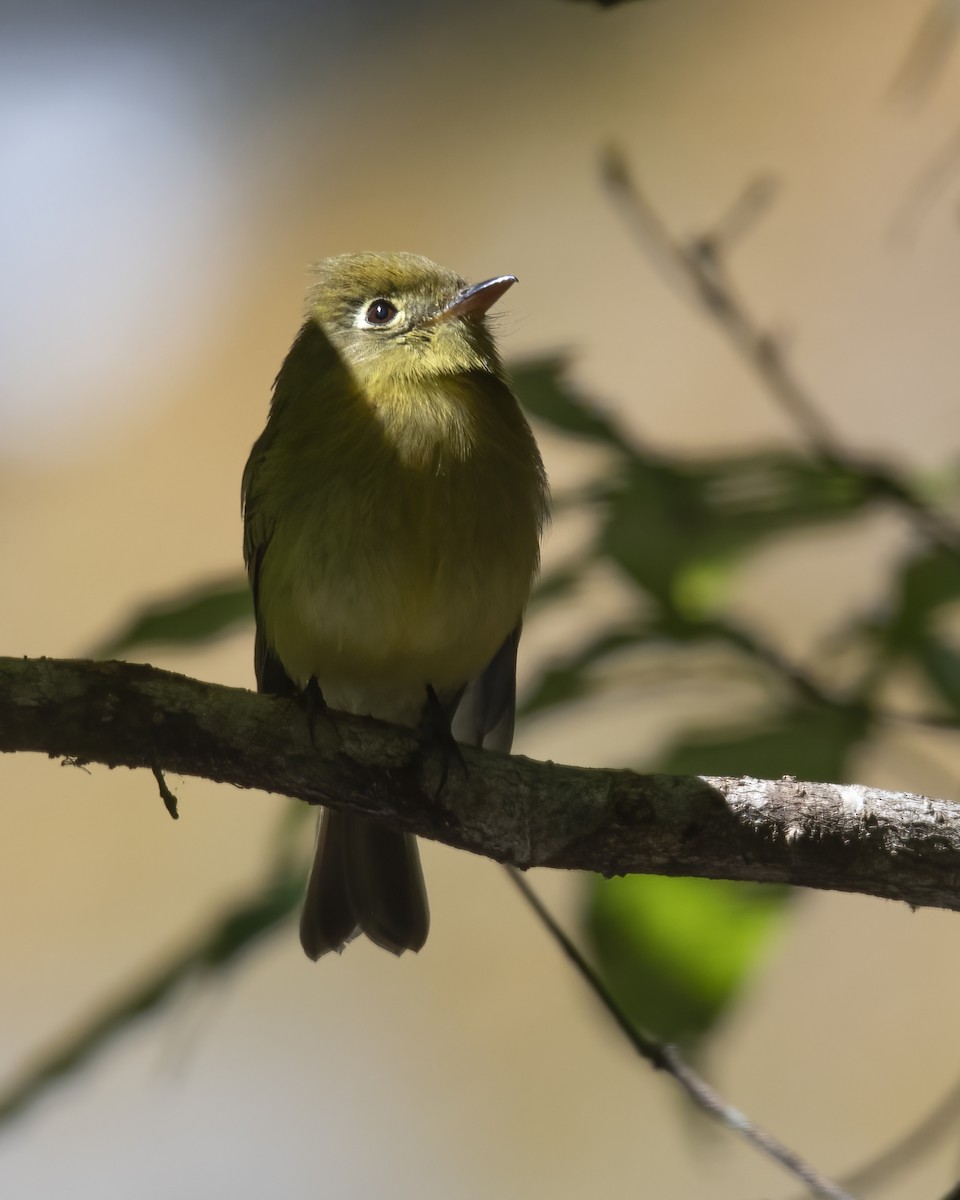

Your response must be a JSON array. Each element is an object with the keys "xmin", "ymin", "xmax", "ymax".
[{"xmin": 241, "ymin": 251, "xmax": 548, "ymax": 959}]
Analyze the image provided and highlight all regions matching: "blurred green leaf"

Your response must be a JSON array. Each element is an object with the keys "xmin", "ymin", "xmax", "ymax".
[
  {"xmin": 900, "ymin": 545, "xmax": 960, "ymax": 614},
  {"xmin": 586, "ymin": 875, "xmax": 790, "ymax": 1044},
  {"xmin": 844, "ymin": 546, "xmax": 960, "ymax": 705},
  {"xmin": 601, "ymin": 452, "xmax": 875, "ymax": 615},
  {"xmin": 512, "ymin": 358, "xmax": 633, "ymax": 451},
  {"xmin": 94, "ymin": 577, "xmax": 252, "ymax": 658},
  {"xmin": 883, "ymin": 546, "xmax": 960, "ymax": 651},
  {"xmin": 528, "ymin": 560, "xmax": 590, "ymax": 611},
  {"xmin": 917, "ymin": 635, "xmax": 960, "ymax": 712},
  {"xmin": 520, "ymin": 626, "xmax": 650, "ymax": 716}
]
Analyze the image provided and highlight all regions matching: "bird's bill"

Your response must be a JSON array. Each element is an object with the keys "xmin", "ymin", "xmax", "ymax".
[{"xmin": 436, "ymin": 275, "xmax": 517, "ymax": 322}]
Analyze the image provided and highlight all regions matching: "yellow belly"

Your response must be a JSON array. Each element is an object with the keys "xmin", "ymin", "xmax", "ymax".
[
  {"xmin": 266, "ymin": 550, "xmax": 524, "ymax": 694},
  {"xmin": 257, "ymin": 462, "xmax": 538, "ymax": 720}
]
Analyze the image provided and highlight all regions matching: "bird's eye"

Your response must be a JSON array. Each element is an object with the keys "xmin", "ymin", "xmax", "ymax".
[{"xmin": 364, "ymin": 298, "xmax": 398, "ymax": 325}]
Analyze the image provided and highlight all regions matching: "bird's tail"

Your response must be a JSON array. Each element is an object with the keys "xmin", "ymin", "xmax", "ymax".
[{"xmin": 299, "ymin": 809, "xmax": 430, "ymax": 959}]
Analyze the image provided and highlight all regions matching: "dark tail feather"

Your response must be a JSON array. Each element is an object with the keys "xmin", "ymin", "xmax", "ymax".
[
  {"xmin": 299, "ymin": 810, "xmax": 429, "ymax": 960},
  {"xmin": 299, "ymin": 809, "xmax": 360, "ymax": 959},
  {"xmin": 347, "ymin": 818, "xmax": 430, "ymax": 955}
]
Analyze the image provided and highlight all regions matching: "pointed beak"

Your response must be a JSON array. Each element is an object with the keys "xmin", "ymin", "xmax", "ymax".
[{"xmin": 436, "ymin": 274, "xmax": 517, "ymax": 322}]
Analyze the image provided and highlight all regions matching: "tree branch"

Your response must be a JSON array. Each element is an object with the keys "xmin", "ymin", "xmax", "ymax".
[
  {"xmin": 600, "ymin": 146, "xmax": 960, "ymax": 558},
  {"xmin": 2, "ymin": 655, "xmax": 959, "ymax": 911},
  {"xmin": 506, "ymin": 868, "xmax": 856, "ymax": 1200}
]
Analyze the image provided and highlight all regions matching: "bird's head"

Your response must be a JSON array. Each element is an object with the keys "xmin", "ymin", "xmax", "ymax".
[{"xmin": 305, "ymin": 251, "xmax": 515, "ymax": 389}]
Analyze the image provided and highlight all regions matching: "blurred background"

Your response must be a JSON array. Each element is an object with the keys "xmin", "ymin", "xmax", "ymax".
[{"xmin": 3, "ymin": 0, "xmax": 960, "ymax": 1196}]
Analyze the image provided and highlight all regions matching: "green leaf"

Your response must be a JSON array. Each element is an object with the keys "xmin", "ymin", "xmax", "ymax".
[
  {"xmin": 900, "ymin": 546, "xmax": 960, "ymax": 615},
  {"xmin": 916, "ymin": 635, "xmax": 960, "ymax": 713},
  {"xmin": 511, "ymin": 358, "xmax": 632, "ymax": 451},
  {"xmin": 520, "ymin": 626, "xmax": 650, "ymax": 717},
  {"xmin": 94, "ymin": 577, "xmax": 252, "ymax": 658},
  {"xmin": 601, "ymin": 452, "xmax": 876, "ymax": 615},
  {"xmin": 586, "ymin": 875, "xmax": 790, "ymax": 1045},
  {"xmin": 882, "ymin": 546, "xmax": 960, "ymax": 653},
  {"xmin": 528, "ymin": 560, "xmax": 588, "ymax": 612}
]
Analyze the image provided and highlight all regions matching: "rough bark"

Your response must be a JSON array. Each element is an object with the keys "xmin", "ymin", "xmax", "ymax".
[{"xmin": 2, "ymin": 655, "xmax": 958, "ymax": 911}]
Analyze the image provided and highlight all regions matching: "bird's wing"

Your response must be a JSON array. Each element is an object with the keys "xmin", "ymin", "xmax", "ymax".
[
  {"xmin": 451, "ymin": 624, "xmax": 521, "ymax": 752},
  {"xmin": 242, "ymin": 429, "xmax": 298, "ymax": 697}
]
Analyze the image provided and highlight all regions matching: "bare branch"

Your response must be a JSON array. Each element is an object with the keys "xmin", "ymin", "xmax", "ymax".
[
  {"xmin": 601, "ymin": 146, "xmax": 844, "ymax": 458},
  {"xmin": 151, "ymin": 761, "xmax": 180, "ymax": 819},
  {"xmin": 3, "ymin": 655, "xmax": 960, "ymax": 912},
  {"xmin": 781, "ymin": 1074, "xmax": 960, "ymax": 1200},
  {"xmin": 888, "ymin": 0, "xmax": 960, "ymax": 104},
  {"xmin": 507, "ymin": 869, "xmax": 855, "ymax": 1200},
  {"xmin": 601, "ymin": 146, "xmax": 960, "ymax": 558}
]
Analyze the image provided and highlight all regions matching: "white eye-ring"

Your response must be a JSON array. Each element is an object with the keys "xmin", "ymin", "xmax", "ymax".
[{"xmin": 356, "ymin": 298, "xmax": 400, "ymax": 328}]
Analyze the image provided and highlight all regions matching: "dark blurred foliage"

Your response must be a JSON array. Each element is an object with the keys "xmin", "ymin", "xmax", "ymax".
[
  {"xmin": 521, "ymin": 360, "xmax": 960, "ymax": 1044},
  {"xmin": 93, "ymin": 577, "xmax": 252, "ymax": 659}
]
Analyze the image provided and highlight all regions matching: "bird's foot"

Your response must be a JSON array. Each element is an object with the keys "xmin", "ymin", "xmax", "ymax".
[
  {"xmin": 301, "ymin": 677, "xmax": 341, "ymax": 754},
  {"xmin": 417, "ymin": 685, "xmax": 467, "ymax": 804}
]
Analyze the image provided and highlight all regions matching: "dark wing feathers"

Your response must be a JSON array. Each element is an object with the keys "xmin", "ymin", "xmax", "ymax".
[{"xmin": 451, "ymin": 624, "xmax": 521, "ymax": 752}]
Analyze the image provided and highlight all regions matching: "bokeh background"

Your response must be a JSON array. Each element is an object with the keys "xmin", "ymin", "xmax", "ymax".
[{"xmin": 3, "ymin": 0, "xmax": 960, "ymax": 1196}]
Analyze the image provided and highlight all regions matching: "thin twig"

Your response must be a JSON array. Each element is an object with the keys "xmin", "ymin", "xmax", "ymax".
[
  {"xmin": 892, "ymin": 124, "xmax": 960, "ymax": 243},
  {"xmin": 151, "ymin": 762, "xmax": 179, "ymax": 820},
  {"xmin": 662, "ymin": 614, "xmax": 960, "ymax": 735},
  {"xmin": 708, "ymin": 175, "xmax": 780, "ymax": 255},
  {"xmin": 601, "ymin": 145, "xmax": 843, "ymax": 459},
  {"xmin": 600, "ymin": 146, "xmax": 960, "ymax": 557},
  {"xmin": 505, "ymin": 867, "xmax": 856, "ymax": 1200},
  {"xmin": 887, "ymin": 0, "xmax": 960, "ymax": 105},
  {"xmin": 0, "ymin": 865, "xmax": 303, "ymax": 1127},
  {"xmin": 782, "ymin": 1073, "xmax": 960, "ymax": 1200}
]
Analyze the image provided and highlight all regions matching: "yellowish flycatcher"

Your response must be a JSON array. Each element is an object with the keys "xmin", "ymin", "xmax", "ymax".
[{"xmin": 242, "ymin": 252, "xmax": 548, "ymax": 959}]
